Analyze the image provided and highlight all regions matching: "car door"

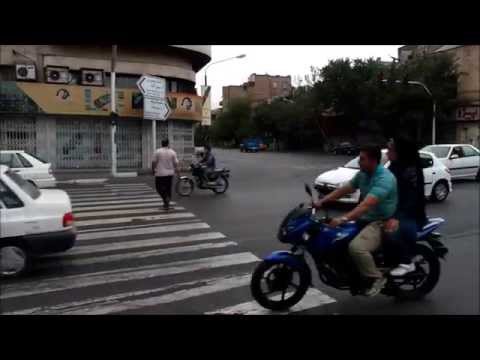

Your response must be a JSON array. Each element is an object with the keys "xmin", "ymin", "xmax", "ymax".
[
  {"xmin": 447, "ymin": 146, "xmax": 469, "ymax": 178},
  {"xmin": 0, "ymin": 180, "xmax": 26, "ymax": 238},
  {"xmin": 420, "ymin": 153, "xmax": 435, "ymax": 197},
  {"xmin": 461, "ymin": 145, "xmax": 480, "ymax": 177}
]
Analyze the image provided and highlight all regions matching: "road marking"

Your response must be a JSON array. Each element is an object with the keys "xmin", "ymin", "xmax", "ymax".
[
  {"xmin": 76, "ymin": 212, "xmax": 196, "ymax": 227},
  {"xmin": 444, "ymin": 230, "xmax": 480, "ymax": 240},
  {"xmin": 4, "ymin": 274, "xmax": 252, "ymax": 315},
  {"xmin": 69, "ymin": 190, "xmax": 156, "ymax": 199},
  {"xmin": 1, "ymin": 253, "xmax": 260, "ymax": 299},
  {"xmin": 105, "ymin": 183, "xmax": 150, "ymax": 187},
  {"xmin": 75, "ymin": 207, "xmax": 185, "ymax": 218},
  {"xmin": 73, "ymin": 198, "xmax": 174, "ymax": 207},
  {"xmin": 72, "ymin": 202, "xmax": 166, "ymax": 212},
  {"xmin": 77, "ymin": 222, "xmax": 210, "ymax": 241},
  {"xmin": 72, "ymin": 194, "xmax": 161, "ymax": 204},
  {"xmin": 36, "ymin": 241, "xmax": 238, "ymax": 269},
  {"xmin": 77, "ymin": 219, "xmax": 199, "ymax": 234},
  {"xmin": 65, "ymin": 188, "xmax": 153, "ymax": 195},
  {"xmin": 42, "ymin": 232, "xmax": 227, "ymax": 257},
  {"xmin": 206, "ymin": 288, "xmax": 336, "ymax": 315}
]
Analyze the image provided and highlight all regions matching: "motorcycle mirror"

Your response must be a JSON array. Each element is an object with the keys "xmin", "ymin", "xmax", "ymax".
[{"xmin": 304, "ymin": 183, "xmax": 313, "ymax": 197}]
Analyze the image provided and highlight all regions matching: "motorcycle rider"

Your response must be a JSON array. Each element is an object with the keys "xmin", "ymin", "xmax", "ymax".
[
  {"xmin": 199, "ymin": 144, "xmax": 216, "ymax": 185},
  {"xmin": 384, "ymin": 136, "xmax": 428, "ymax": 276},
  {"xmin": 313, "ymin": 144, "xmax": 398, "ymax": 296}
]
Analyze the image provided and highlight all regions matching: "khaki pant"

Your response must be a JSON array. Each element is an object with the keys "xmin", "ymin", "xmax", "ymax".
[{"xmin": 348, "ymin": 221, "xmax": 384, "ymax": 279}]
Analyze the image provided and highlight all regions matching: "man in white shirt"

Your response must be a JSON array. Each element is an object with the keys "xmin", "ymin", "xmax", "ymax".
[{"xmin": 152, "ymin": 139, "xmax": 180, "ymax": 210}]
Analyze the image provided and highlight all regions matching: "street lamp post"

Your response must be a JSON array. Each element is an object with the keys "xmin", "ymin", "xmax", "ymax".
[
  {"xmin": 382, "ymin": 79, "xmax": 436, "ymax": 144},
  {"xmin": 203, "ymin": 54, "xmax": 246, "ymax": 87}
]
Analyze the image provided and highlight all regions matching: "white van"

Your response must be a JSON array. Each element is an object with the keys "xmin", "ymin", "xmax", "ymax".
[{"xmin": 0, "ymin": 165, "xmax": 76, "ymax": 278}]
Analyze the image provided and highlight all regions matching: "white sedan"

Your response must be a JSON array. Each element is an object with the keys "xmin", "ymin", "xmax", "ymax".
[
  {"xmin": 314, "ymin": 150, "xmax": 452, "ymax": 203},
  {"xmin": 0, "ymin": 150, "xmax": 56, "ymax": 188},
  {"xmin": 421, "ymin": 144, "xmax": 480, "ymax": 180}
]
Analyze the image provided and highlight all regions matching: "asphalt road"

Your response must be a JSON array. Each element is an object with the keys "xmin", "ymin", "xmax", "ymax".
[{"xmin": 166, "ymin": 148, "xmax": 479, "ymax": 315}]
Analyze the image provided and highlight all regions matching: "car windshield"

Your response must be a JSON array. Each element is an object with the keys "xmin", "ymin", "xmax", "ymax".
[
  {"xmin": 344, "ymin": 157, "xmax": 360, "ymax": 169},
  {"xmin": 4, "ymin": 170, "xmax": 41, "ymax": 199},
  {"xmin": 422, "ymin": 146, "xmax": 450, "ymax": 158}
]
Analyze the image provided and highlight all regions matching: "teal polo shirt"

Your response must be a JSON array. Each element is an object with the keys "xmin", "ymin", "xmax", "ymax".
[{"xmin": 349, "ymin": 165, "xmax": 398, "ymax": 222}]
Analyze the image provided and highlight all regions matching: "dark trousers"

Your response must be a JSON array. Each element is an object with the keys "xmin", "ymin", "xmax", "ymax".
[
  {"xmin": 155, "ymin": 176, "xmax": 173, "ymax": 208},
  {"xmin": 384, "ymin": 217, "xmax": 419, "ymax": 265}
]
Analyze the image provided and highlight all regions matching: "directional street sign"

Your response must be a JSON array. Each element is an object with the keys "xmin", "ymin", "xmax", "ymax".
[
  {"xmin": 136, "ymin": 75, "xmax": 166, "ymax": 99},
  {"xmin": 137, "ymin": 74, "xmax": 170, "ymax": 121},
  {"xmin": 144, "ymin": 98, "xmax": 171, "ymax": 121}
]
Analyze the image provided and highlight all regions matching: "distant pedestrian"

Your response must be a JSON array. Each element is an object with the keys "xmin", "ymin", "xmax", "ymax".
[{"xmin": 152, "ymin": 139, "xmax": 180, "ymax": 211}]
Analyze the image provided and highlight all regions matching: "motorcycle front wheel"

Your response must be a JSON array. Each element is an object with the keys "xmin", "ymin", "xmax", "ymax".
[
  {"xmin": 175, "ymin": 178, "xmax": 194, "ymax": 197},
  {"xmin": 388, "ymin": 244, "xmax": 440, "ymax": 301},
  {"xmin": 251, "ymin": 261, "xmax": 310, "ymax": 311},
  {"xmin": 212, "ymin": 176, "xmax": 229, "ymax": 194}
]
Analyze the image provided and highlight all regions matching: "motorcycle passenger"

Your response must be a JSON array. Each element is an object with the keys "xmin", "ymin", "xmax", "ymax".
[
  {"xmin": 199, "ymin": 144, "xmax": 216, "ymax": 185},
  {"xmin": 314, "ymin": 144, "xmax": 398, "ymax": 296},
  {"xmin": 384, "ymin": 136, "xmax": 428, "ymax": 276}
]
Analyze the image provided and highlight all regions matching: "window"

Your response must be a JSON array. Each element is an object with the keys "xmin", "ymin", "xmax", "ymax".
[
  {"xmin": 344, "ymin": 157, "xmax": 359, "ymax": 169},
  {"xmin": 462, "ymin": 146, "xmax": 479, "ymax": 157},
  {"xmin": 420, "ymin": 153, "xmax": 434, "ymax": 168},
  {"xmin": 5, "ymin": 170, "xmax": 40, "ymax": 200},
  {"xmin": 0, "ymin": 153, "xmax": 22, "ymax": 168},
  {"xmin": 272, "ymin": 82, "xmax": 278, "ymax": 88},
  {"xmin": 17, "ymin": 153, "xmax": 33, "ymax": 168},
  {"xmin": 25, "ymin": 153, "xmax": 47, "ymax": 163},
  {"xmin": 0, "ymin": 180, "xmax": 24, "ymax": 208},
  {"xmin": 422, "ymin": 146, "xmax": 451, "ymax": 159},
  {"xmin": 451, "ymin": 146, "xmax": 464, "ymax": 158}
]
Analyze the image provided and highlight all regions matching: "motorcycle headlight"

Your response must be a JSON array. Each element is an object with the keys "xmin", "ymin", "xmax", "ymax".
[{"xmin": 302, "ymin": 232, "xmax": 310, "ymax": 241}]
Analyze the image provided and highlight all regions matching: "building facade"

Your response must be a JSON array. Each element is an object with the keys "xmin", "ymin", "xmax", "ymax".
[
  {"xmin": 222, "ymin": 73, "xmax": 292, "ymax": 108},
  {"xmin": 0, "ymin": 45, "xmax": 211, "ymax": 170},
  {"xmin": 398, "ymin": 45, "xmax": 480, "ymax": 147}
]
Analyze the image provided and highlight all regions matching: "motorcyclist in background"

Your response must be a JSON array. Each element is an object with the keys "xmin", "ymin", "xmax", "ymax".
[{"xmin": 199, "ymin": 144, "xmax": 216, "ymax": 185}]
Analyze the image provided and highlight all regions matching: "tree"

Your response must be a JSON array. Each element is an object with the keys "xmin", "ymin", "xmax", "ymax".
[{"xmin": 210, "ymin": 98, "xmax": 254, "ymax": 146}]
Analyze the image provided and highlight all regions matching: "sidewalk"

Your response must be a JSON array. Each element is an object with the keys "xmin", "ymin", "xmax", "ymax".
[{"xmin": 54, "ymin": 169, "xmax": 152, "ymax": 185}]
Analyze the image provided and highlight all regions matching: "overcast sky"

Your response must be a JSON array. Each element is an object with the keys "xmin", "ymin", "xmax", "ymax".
[{"xmin": 196, "ymin": 45, "xmax": 401, "ymax": 109}]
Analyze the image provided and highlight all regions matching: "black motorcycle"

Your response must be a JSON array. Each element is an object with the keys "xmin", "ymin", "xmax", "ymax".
[{"xmin": 175, "ymin": 163, "xmax": 230, "ymax": 196}]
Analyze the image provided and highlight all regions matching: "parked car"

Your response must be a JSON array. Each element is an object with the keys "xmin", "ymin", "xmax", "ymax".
[
  {"xmin": 0, "ymin": 165, "xmax": 76, "ymax": 278},
  {"xmin": 421, "ymin": 144, "xmax": 480, "ymax": 180},
  {"xmin": 0, "ymin": 150, "xmax": 56, "ymax": 188},
  {"xmin": 331, "ymin": 142, "xmax": 359, "ymax": 156},
  {"xmin": 314, "ymin": 149, "xmax": 452, "ymax": 203},
  {"xmin": 240, "ymin": 138, "xmax": 265, "ymax": 152}
]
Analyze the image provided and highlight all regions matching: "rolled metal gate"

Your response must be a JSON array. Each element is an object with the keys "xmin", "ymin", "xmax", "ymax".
[
  {"xmin": 56, "ymin": 118, "xmax": 110, "ymax": 169},
  {"xmin": 171, "ymin": 121, "xmax": 194, "ymax": 165},
  {"xmin": 116, "ymin": 120, "xmax": 142, "ymax": 169},
  {"xmin": 0, "ymin": 118, "xmax": 36, "ymax": 154}
]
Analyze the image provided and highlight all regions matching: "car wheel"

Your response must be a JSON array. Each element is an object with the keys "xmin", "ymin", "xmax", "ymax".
[
  {"xmin": 431, "ymin": 181, "xmax": 449, "ymax": 202},
  {"xmin": 0, "ymin": 244, "xmax": 30, "ymax": 279}
]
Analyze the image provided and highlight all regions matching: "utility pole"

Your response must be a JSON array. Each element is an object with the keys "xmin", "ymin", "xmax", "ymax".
[{"xmin": 111, "ymin": 45, "xmax": 118, "ymax": 176}]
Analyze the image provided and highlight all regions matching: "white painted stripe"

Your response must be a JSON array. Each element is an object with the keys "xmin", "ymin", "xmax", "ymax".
[
  {"xmin": 73, "ymin": 202, "xmax": 165, "ymax": 212},
  {"xmin": 77, "ymin": 219, "xmax": 198, "ymax": 234},
  {"xmin": 43, "ymin": 232, "xmax": 227, "ymax": 257},
  {"xmin": 37, "ymin": 241, "xmax": 238, "ymax": 269},
  {"xmin": 66, "ymin": 185, "xmax": 152, "ymax": 192},
  {"xmin": 66, "ymin": 189, "xmax": 153, "ymax": 196},
  {"xmin": 76, "ymin": 212, "xmax": 195, "ymax": 227},
  {"xmin": 75, "ymin": 207, "xmax": 185, "ymax": 218},
  {"xmin": 1, "ymin": 253, "xmax": 260, "ymax": 300},
  {"xmin": 73, "ymin": 198, "xmax": 175, "ymax": 207},
  {"xmin": 4, "ymin": 274, "xmax": 251, "ymax": 315},
  {"xmin": 72, "ymin": 194, "xmax": 161, "ymax": 203},
  {"xmin": 105, "ymin": 183, "xmax": 149, "ymax": 187},
  {"xmin": 205, "ymin": 288, "xmax": 336, "ymax": 315},
  {"xmin": 77, "ymin": 222, "xmax": 210, "ymax": 241},
  {"xmin": 69, "ymin": 191, "xmax": 156, "ymax": 199}
]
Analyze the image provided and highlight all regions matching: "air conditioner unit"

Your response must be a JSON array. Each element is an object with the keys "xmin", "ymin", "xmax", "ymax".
[
  {"xmin": 45, "ymin": 66, "xmax": 70, "ymax": 84},
  {"xmin": 16, "ymin": 64, "xmax": 37, "ymax": 81},
  {"xmin": 80, "ymin": 68, "xmax": 104, "ymax": 86}
]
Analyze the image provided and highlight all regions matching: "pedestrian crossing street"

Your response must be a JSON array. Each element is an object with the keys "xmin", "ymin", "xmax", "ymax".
[{"xmin": 0, "ymin": 182, "xmax": 337, "ymax": 315}]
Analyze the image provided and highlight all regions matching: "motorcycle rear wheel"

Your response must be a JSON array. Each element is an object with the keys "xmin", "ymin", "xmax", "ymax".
[
  {"xmin": 212, "ymin": 176, "xmax": 229, "ymax": 194},
  {"xmin": 389, "ymin": 244, "xmax": 440, "ymax": 301},
  {"xmin": 251, "ymin": 261, "xmax": 310, "ymax": 311}
]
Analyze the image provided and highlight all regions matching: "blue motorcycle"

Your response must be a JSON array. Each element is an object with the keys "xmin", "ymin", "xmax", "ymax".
[{"xmin": 250, "ymin": 184, "xmax": 449, "ymax": 311}]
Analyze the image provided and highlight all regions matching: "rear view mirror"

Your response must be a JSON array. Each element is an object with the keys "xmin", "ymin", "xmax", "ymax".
[
  {"xmin": 450, "ymin": 154, "xmax": 459, "ymax": 160},
  {"xmin": 304, "ymin": 184, "xmax": 313, "ymax": 197}
]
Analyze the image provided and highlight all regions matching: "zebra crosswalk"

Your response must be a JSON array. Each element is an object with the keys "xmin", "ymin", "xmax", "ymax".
[{"xmin": 0, "ymin": 182, "xmax": 336, "ymax": 315}]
